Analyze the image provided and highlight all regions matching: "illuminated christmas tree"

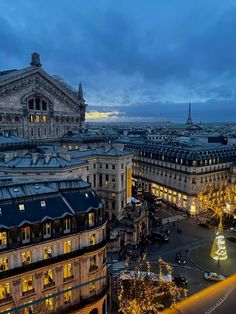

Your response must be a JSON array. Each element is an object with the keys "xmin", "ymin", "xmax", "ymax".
[
  {"xmin": 198, "ymin": 183, "xmax": 233, "ymax": 261},
  {"xmin": 210, "ymin": 217, "xmax": 227, "ymax": 261}
]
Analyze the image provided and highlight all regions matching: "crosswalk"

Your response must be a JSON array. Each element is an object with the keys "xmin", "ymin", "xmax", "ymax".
[{"xmin": 161, "ymin": 215, "xmax": 186, "ymax": 225}]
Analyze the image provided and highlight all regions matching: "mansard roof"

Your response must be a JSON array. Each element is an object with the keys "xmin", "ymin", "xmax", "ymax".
[
  {"xmin": 0, "ymin": 179, "xmax": 102, "ymax": 229},
  {"xmin": 138, "ymin": 143, "xmax": 236, "ymax": 161}
]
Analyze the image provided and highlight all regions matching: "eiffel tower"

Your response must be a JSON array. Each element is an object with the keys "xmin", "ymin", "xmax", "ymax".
[{"xmin": 186, "ymin": 102, "xmax": 193, "ymax": 125}]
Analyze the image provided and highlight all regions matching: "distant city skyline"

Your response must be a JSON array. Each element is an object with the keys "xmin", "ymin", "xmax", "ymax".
[{"xmin": 1, "ymin": 0, "xmax": 236, "ymax": 122}]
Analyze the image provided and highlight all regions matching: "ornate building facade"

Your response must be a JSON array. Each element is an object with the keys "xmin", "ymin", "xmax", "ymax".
[
  {"xmin": 131, "ymin": 142, "xmax": 236, "ymax": 215},
  {"xmin": 0, "ymin": 179, "xmax": 108, "ymax": 314},
  {"xmin": 0, "ymin": 52, "xmax": 86, "ymax": 140}
]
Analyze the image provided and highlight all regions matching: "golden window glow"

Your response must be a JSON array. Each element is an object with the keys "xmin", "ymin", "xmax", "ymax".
[
  {"xmin": 22, "ymin": 251, "xmax": 32, "ymax": 265},
  {"xmin": 45, "ymin": 296, "xmax": 54, "ymax": 311},
  {"xmin": 64, "ymin": 289, "xmax": 72, "ymax": 304},
  {"xmin": 19, "ymin": 204, "xmax": 25, "ymax": 211},
  {"xmin": 0, "ymin": 282, "xmax": 10, "ymax": 300},
  {"xmin": 43, "ymin": 246, "xmax": 52, "ymax": 259},
  {"xmin": 0, "ymin": 257, "xmax": 8, "ymax": 272},
  {"xmin": 63, "ymin": 240, "xmax": 71, "ymax": 254},
  {"xmin": 42, "ymin": 115, "xmax": 48, "ymax": 123},
  {"xmin": 22, "ymin": 276, "xmax": 33, "ymax": 293},
  {"xmin": 89, "ymin": 234, "xmax": 96, "ymax": 245},
  {"xmin": 0, "ymin": 232, "xmax": 7, "ymax": 247},
  {"xmin": 63, "ymin": 263, "xmax": 72, "ymax": 279},
  {"xmin": 44, "ymin": 270, "xmax": 54, "ymax": 286},
  {"xmin": 88, "ymin": 213, "xmax": 95, "ymax": 227},
  {"xmin": 29, "ymin": 114, "xmax": 34, "ymax": 123},
  {"xmin": 35, "ymin": 115, "xmax": 40, "ymax": 123},
  {"xmin": 89, "ymin": 281, "xmax": 96, "ymax": 294}
]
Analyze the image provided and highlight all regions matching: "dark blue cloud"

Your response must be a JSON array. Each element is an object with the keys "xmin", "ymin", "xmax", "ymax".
[{"xmin": 0, "ymin": 0, "xmax": 236, "ymax": 121}]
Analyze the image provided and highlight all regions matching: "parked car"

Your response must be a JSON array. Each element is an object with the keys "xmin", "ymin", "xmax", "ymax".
[
  {"xmin": 152, "ymin": 230, "xmax": 169, "ymax": 242},
  {"xmin": 204, "ymin": 272, "xmax": 225, "ymax": 281},
  {"xmin": 227, "ymin": 236, "xmax": 236, "ymax": 242},
  {"xmin": 229, "ymin": 227, "xmax": 236, "ymax": 232},
  {"xmin": 198, "ymin": 221, "xmax": 213, "ymax": 229},
  {"xmin": 173, "ymin": 274, "xmax": 188, "ymax": 286},
  {"xmin": 176, "ymin": 251, "xmax": 186, "ymax": 265}
]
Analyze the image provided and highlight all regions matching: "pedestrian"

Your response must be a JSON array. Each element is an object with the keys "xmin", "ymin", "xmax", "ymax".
[{"xmin": 173, "ymin": 221, "xmax": 176, "ymax": 227}]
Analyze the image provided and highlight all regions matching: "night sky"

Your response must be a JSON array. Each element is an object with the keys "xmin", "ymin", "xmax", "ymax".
[{"xmin": 1, "ymin": 0, "xmax": 236, "ymax": 122}]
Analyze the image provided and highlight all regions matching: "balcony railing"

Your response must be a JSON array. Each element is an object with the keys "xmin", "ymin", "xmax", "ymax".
[
  {"xmin": 63, "ymin": 275, "xmax": 74, "ymax": 283},
  {"xmin": 22, "ymin": 288, "xmax": 35, "ymax": 296},
  {"xmin": 44, "ymin": 282, "xmax": 55, "ymax": 289},
  {"xmin": 0, "ymin": 236, "xmax": 109, "ymax": 280}
]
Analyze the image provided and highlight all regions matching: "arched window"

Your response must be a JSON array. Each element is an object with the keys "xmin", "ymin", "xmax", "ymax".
[
  {"xmin": 89, "ymin": 309, "xmax": 98, "ymax": 314},
  {"xmin": 28, "ymin": 97, "xmax": 49, "ymax": 111}
]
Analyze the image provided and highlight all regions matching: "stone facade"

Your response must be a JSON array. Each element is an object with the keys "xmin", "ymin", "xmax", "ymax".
[
  {"xmin": 131, "ymin": 143, "xmax": 236, "ymax": 215},
  {"xmin": 0, "ymin": 179, "xmax": 108, "ymax": 314},
  {"xmin": 0, "ymin": 53, "xmax": 86, "ymax": 140}
]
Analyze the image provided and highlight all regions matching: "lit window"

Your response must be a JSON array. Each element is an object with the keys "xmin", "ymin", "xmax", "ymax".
[
  {"xmin": 44, "ymin": 270, "xmax": 54, "ymax": 287},
  {"xmin": 89, "ymin": 234, "xmax": 96, "ymax": 246},
  {"xmin": 21, "ymin": 227, "xmax": 30, "ymax": 243},
  {"xmin": 42, "ymin": 115, "xmax": 47, "ymax": 123},
  {"xmin": 22, "ymin": 276, "xmax": 33, "ymax": 294},
  {"xmin": 63, "ymin": 240, "xmax": 71, "ymax": 254},
  {"xmin": 64, "ymin": 289, "xmax": 72, "ymax": 304},
  {"xmin": 0, "ymin": 257, "xmax": 8, "ymax": 272},
  {"xmin": 19, "ymin": 204, "xmax": 25, "ymax": 211},
  {"xmin": 45, "ymin": 295, "xmax": 54, "ymax": 311},
  {"xmin": 0, "ymin": 232, "xmax": 7, "ymax": 248},
  {"xmin": 43, "ymin": 222, "xmax": 51, "ymax": 238},
  {"xmin": 89, "ymin": 256, "xmax": 97, "ymax": 272},
  {"xmin": 88, "ymin": 213, "xmax": 95, "ymax": 227},
  {"xmin": 89, "ymin": 281, "xmax": 96, "ymax": 294},
  {"xmin": 43, "ymin": 246, "xmax": 52, "ymax": 260},
  {"xmin": 29, "ymin": 114, "xmax": 34, "ymax": 123},
  {"xmin": 63, "ymin": 263, "xmax": 73, "ymax": 280},
  {"xmin": 0, "ymin": 282, "xmax": 11, "ymax": 300},
  {"xmin": 41, "ymin": 201, "xmax": 46, "ymax": 207},
  {"xmin": 22, "ymin": 251, "xmax": 32, "ymax": 265}
]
